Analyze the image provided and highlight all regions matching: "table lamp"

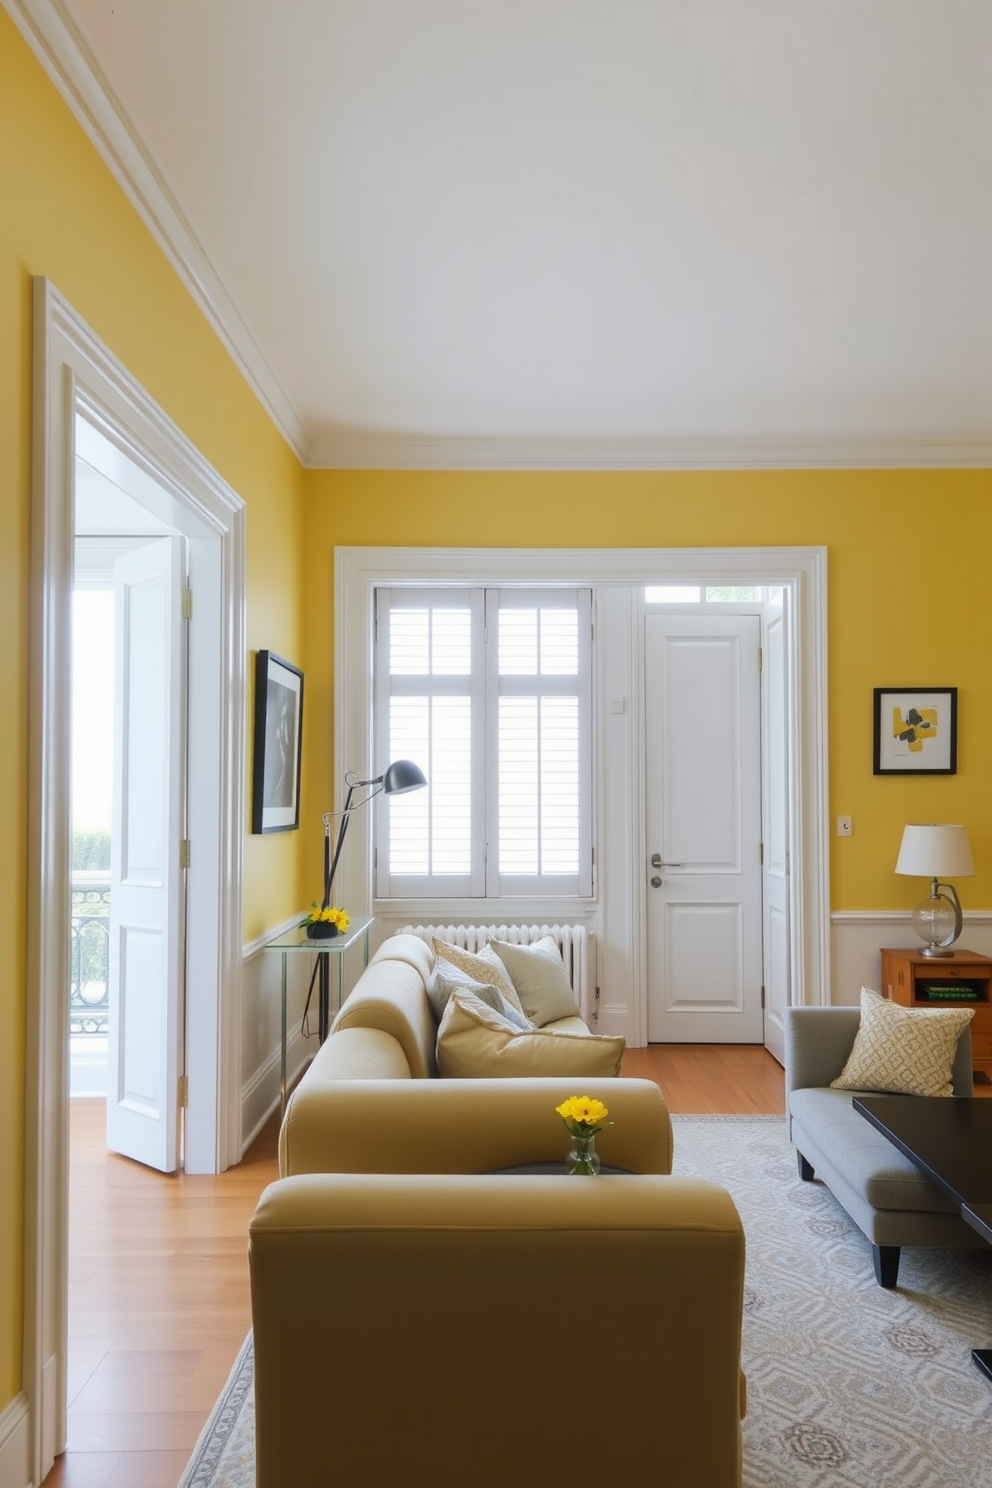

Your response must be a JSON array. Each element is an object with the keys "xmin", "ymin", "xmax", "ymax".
[{"xmin": 895, "ymin": 823, "xmax": 975, "ymax": 957}]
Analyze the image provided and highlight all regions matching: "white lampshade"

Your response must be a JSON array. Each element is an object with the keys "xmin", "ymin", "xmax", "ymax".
[{"xmin": 895, "ymin": 823, "xmax": 975, "ymax": 878}]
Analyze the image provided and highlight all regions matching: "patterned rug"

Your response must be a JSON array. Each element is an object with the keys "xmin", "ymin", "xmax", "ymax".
[{"xmin": 178, "ymin": 1115, "xmax": 992, "ymax": 1488}]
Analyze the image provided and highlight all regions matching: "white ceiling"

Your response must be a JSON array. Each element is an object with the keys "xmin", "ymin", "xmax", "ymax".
[{"xmin": 14, "ymin": 0, "xmax": 992, "ymax": 467}]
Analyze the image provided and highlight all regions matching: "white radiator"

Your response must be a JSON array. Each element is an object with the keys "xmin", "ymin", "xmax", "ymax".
[{"xmin": 400, "ymin": 922, "xmax": 597, "ymax": 1023}]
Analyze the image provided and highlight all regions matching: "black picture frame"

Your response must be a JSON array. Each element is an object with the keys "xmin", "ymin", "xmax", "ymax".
[
  {"xmin": 252, "ymin": 651, "xmax": 304, "ymax": 832},
  {"xmin": 873, "ymin": 687, "xmax": 957, "ymax": 775}
]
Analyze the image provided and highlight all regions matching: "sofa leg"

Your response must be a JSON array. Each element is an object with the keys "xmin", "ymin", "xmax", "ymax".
[
  {"xmin": 872, "ymin": 1245, "xmax": 900, "ymax": 1288},
  {"xmin": 797, "ymin": 1151, "xmax": 815, "ymax": 1181}
]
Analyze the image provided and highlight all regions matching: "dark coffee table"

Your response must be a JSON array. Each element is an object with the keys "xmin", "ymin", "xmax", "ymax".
[{"xmin": 854, "ymin": 1096, "xmax": 992, "ymax": 1383}]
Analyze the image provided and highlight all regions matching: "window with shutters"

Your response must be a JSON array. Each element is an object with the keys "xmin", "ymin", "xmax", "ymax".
[{"xmin": 373, "ymin": 586, "xmax": 592, "ymax": 899}]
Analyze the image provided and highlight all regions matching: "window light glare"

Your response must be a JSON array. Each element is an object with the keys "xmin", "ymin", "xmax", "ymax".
[{"xmin": 645, "ymin": 585, "xmax": 701, "ymax": 603}]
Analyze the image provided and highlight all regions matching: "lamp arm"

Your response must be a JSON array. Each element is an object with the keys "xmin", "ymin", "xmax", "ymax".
[
  {"xmin": 935, "ymin": 880, "xmax": 963, "ymax": 946},
  {"xmin": 322, "ymin": 783, "xmax": 355, "ymax": 908}
]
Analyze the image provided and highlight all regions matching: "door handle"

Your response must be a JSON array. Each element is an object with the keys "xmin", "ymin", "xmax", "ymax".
[
  {"xmin": 650, "ymin": 854, "xmax": 684, "ymax": 869},
  {"xmin": 650, "ymin": 876, "xmax": 663, "ymax": 888}
]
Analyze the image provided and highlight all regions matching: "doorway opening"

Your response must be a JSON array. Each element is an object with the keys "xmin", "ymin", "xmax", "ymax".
[
  {"xmin": 26, "ymin": 279, "xmax": 246, "ymax": 1488},
  {"xmin": 640, "ymin": 584, "xmax": 792, "ymax": 1062},
  {"xmin": 71, "ymin": 426, "xmax": 191, "ymax": 1171}
]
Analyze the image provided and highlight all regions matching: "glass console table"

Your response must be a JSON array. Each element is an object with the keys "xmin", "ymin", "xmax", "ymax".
[{"xmin": 264, "ymin": 916, "xmax": 373, "ymax": 1119}]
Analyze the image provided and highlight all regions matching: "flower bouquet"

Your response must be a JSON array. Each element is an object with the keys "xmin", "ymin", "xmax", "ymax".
[
  {"xmin": 556, "ymin": 1094, "xmax": 612, "ymax": 1176},
  {"xmin": 302, "ymin": 903, "xmax": 350, "ymax": 940}
]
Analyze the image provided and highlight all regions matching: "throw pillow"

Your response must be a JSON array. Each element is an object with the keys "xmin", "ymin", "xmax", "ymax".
[
  {"xmin": 426, "ymin": 969, "xmax": 506, "ymax": 1026},
  {"xmin": 830, "ymin": 985, "xmax": 974, "ymax": 1097},
  {"xmin": 436, "ymin": 989, "xmax": 624, "ymax": 1079},
  {"xmin": 430, "ymin": 938, "xmax": 526, "ymax": 1016},
  {"xmin": 490, "ymin": 936, "xmax": 581, "ymax": 1027}
]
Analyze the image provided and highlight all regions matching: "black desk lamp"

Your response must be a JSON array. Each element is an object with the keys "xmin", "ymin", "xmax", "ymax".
[{"xmin": 310, "ymin": 759, "xmax": 427, "ymax": 1039}]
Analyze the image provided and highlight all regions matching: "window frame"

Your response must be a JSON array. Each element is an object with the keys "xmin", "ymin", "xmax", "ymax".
[{"xmin": 373, "ymin": 584, "xmax": 593, "ymax": 900}]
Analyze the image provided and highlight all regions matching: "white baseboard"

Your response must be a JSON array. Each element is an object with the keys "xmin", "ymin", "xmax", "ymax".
[{"xmin": 0, "ymin": 1392, "xmax": 31, "ymax": 1488}]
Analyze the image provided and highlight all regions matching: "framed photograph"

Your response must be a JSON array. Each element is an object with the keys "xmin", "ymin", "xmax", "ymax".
[
  {"xmin": 252, "ymin": 651, "xmax": 304, "ymax": 832},
  {"xmin": 873, "ymin": 687, "xmax": 957, "ymax": 775}
]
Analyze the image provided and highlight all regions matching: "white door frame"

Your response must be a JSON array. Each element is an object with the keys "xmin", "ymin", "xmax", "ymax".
[
  {"xmin": 25, "ymin": 278, "xmax": 246, "ymax": 1484},
  {"xmin": 334, "ymin": 545, "xmax": 830, "ymax": 1042}
]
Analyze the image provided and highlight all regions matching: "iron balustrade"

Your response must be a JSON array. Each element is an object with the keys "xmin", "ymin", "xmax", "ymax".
[{"xmin": 71, "ymin": 871, "xmax": 110, "ymax": 1036}]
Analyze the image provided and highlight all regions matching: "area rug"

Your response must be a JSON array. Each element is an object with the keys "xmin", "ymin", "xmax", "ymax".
[{"xmin": 178, "ymin": 1115, "xmax": 992, "ymax": 1488}]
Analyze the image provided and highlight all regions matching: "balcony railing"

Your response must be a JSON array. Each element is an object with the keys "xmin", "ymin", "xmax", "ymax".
[{"xmin": 71, "ymin": 870, "xmax": 110, "ymax": 1036}]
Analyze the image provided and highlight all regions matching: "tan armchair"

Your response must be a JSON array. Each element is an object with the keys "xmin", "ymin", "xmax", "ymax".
[{"xmin": 249, "ymin": 1172, "xmax": 746, "ymax": 1488}]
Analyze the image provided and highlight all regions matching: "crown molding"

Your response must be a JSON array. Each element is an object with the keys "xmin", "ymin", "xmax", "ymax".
[
  {"xmin": 11, "ymin": 0, "xmax": 992, "ymax": 477},
  {"xmin": 6, "ymin": 0, "xmax": 309, "ymax": 461},
  {"xmin": 310, "ymin": 429, "xmax": 992, "ymax": 472}
]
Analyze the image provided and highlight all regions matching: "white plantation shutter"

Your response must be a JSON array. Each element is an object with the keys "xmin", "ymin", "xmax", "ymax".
[
  {"xmin": 374, "ymin": 586, "xmax": 591, "ymax": 899},
  {"xmin": 488, "ymin": 590, "xmax": 590, "ymax": 896}
]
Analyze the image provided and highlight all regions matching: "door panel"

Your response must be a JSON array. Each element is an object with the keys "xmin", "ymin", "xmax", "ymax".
[
  {"xmin": 646, "ymin": 613, "xmax": 763, "ymax": 1042},
  {"xmin": 107, "ymin": 537, "xmax": 186, "ymax": 1171},
  {"xmin": 761, "ymin": 589, "xmax": 791, "ymax": 1063}
]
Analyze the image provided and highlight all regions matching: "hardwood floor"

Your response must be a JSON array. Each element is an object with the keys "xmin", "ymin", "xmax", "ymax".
[
  {"xmin": 45, "ymin": 1101, "xmax": 280, "ymax": 1488},
  {"xmin": 622, "ymin": 1042, "xmax": 785, "ymax": 1114},
  {"xmin": 48, "ymin": 1046, "xmax": 782, "ymax": 1486}
]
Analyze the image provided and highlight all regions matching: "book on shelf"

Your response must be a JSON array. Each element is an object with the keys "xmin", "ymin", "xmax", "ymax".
[{"xmin": 919, "ymin": 984, "xmax": 980, "ymax": 1001}]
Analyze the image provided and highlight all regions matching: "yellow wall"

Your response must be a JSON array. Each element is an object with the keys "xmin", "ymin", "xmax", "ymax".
[
  {"xmin": 1, "ymin": 12, "xmax": 305, "ymax": 1410},
  {"xmin": 302, "ymin": 468, "xmax": 992, "ymax": 911},
  {"xmin": 6, "ymin": 0, "xmax": 992, "ymax": 1435}
]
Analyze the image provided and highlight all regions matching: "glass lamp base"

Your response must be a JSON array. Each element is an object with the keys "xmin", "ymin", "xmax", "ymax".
[{"xmin": 912, "ymin": 890, "xmax": 959, "ymax": 958}]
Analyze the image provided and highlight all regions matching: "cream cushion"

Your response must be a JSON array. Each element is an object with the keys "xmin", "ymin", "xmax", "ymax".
[
  {"xmin": 436, "ymin": 990, "xmax": 625, "ymax": 1079},
  {"xmin": 431, "ymin": 939, "xmax": 527, "ymax": 1017},
  {"xmin": 830, "ymin": 985, "xmax": 974, "ymax": 1098},
  {"xmin": 490, "ymin": 935, "xmax": 581, "ymax": 1027}
]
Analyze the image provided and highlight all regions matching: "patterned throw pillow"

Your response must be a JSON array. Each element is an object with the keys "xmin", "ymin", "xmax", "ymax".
[
  {"xmin": 430, "ymin": 938, "xmax": 527, "ymax": 1017},
  {"xmin": 830, "ymin": 985, "xmax": 973, "ymax": 1097}
]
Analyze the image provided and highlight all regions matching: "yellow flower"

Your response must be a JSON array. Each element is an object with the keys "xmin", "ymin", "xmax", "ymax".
[
  {"xmin": 302, "ymin": 902, "xmax": 350, "ymax": 930},
  {"xmin": 556, "ymin": 1094, "xmax": 611, "ymax": 1135}
]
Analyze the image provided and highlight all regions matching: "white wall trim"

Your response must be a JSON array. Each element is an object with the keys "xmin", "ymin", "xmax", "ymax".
[
  {"xmin": 242, "ymin": 910, "xmax": 308, "ymax": 962},
  {"xmin": 0, "ymin": 1392, "xmax": 30, "ymax": 1488},
  {"xmin": 312, "ymin": 430, "xmax": 992, "ymax": 472},
  {"xmin": 831, "ymin": 909, "xmax": 992, "ymax": 924},
  {"xmin": 26, "ymin": 277, "xmax": 246, "ymax": 1488},
  {"xmin": 336, "ymin": 545, "xmax": 830, "ymax": 1041},
  {"xmin": 4, "ymin": 0, "xmax": 307, "ymax": 462}
]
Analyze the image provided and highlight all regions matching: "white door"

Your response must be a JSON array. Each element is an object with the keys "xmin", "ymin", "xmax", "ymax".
[
  {"xmin": 107, "ymin": 537, "xmax": 187, "ymax": 1171},
  {"xmin": 645, "ymin": 613, "xmax": 763, "ymax": 1043},
  {"xmin": 761, "ymin": 589, "xmax": 791, "ymax": 1064}
]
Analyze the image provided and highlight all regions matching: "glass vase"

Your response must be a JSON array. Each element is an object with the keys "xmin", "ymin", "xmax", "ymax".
[{"xmin": 566, "ymin": 1132, "xmax": 601, "ymax": 1176}]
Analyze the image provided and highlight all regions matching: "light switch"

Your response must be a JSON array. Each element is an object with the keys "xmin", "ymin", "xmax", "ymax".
[
  {"xmin": 837, "ymin": 816, "xmax": 853, "ymax": 837},
  {"xmin": 610, "ymin": 697, "xmax": 625, "ymax": 714}
]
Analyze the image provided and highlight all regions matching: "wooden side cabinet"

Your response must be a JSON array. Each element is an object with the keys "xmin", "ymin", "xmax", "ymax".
[{"xmin": 880, "ymin": 947, "xmax": 992, "ymax": 1085}]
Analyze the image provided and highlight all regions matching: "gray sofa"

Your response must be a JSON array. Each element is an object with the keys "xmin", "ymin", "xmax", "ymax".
[{"xmin": 784, "ymin": 1006, "xmax": 983, "ymax": 1287}]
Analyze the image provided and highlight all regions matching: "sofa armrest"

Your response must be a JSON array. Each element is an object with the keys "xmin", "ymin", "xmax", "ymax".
[
  {"xmin": 785, "ymin": 1007, "xmax": 861, "ymax": 1093},
  {"xmin": 279, "ymin": 1075, "xmax": 672, "ymax": 1177},
  {"xmin": 250, "ymin": 1172, "xmax": 744, "ymax": 1488}
]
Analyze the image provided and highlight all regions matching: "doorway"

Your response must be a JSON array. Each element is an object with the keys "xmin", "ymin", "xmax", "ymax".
[
  {"xmin": 639, "ymin": 581, "xmax": 797, "ymax": 1059},
  {"xmin": 73, "ymin": 439, "xmax": 191, "ymax": 1173},
  {"xmin": 644, "ymin": 610, "xmax": 765, "ymax": 1043},
  {"xmin": 27, "ymin": 278, "xmax": 247, "ymax": 1488}
]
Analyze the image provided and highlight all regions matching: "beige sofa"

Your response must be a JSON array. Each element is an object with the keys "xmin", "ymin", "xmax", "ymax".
[
  {"xmin": 279, "ymin": 932, "xmax": 676, "ymax": 1176},
  {"xmin": 250, "ymin": 933, "xmax": 747, "ymax": 1487}
]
